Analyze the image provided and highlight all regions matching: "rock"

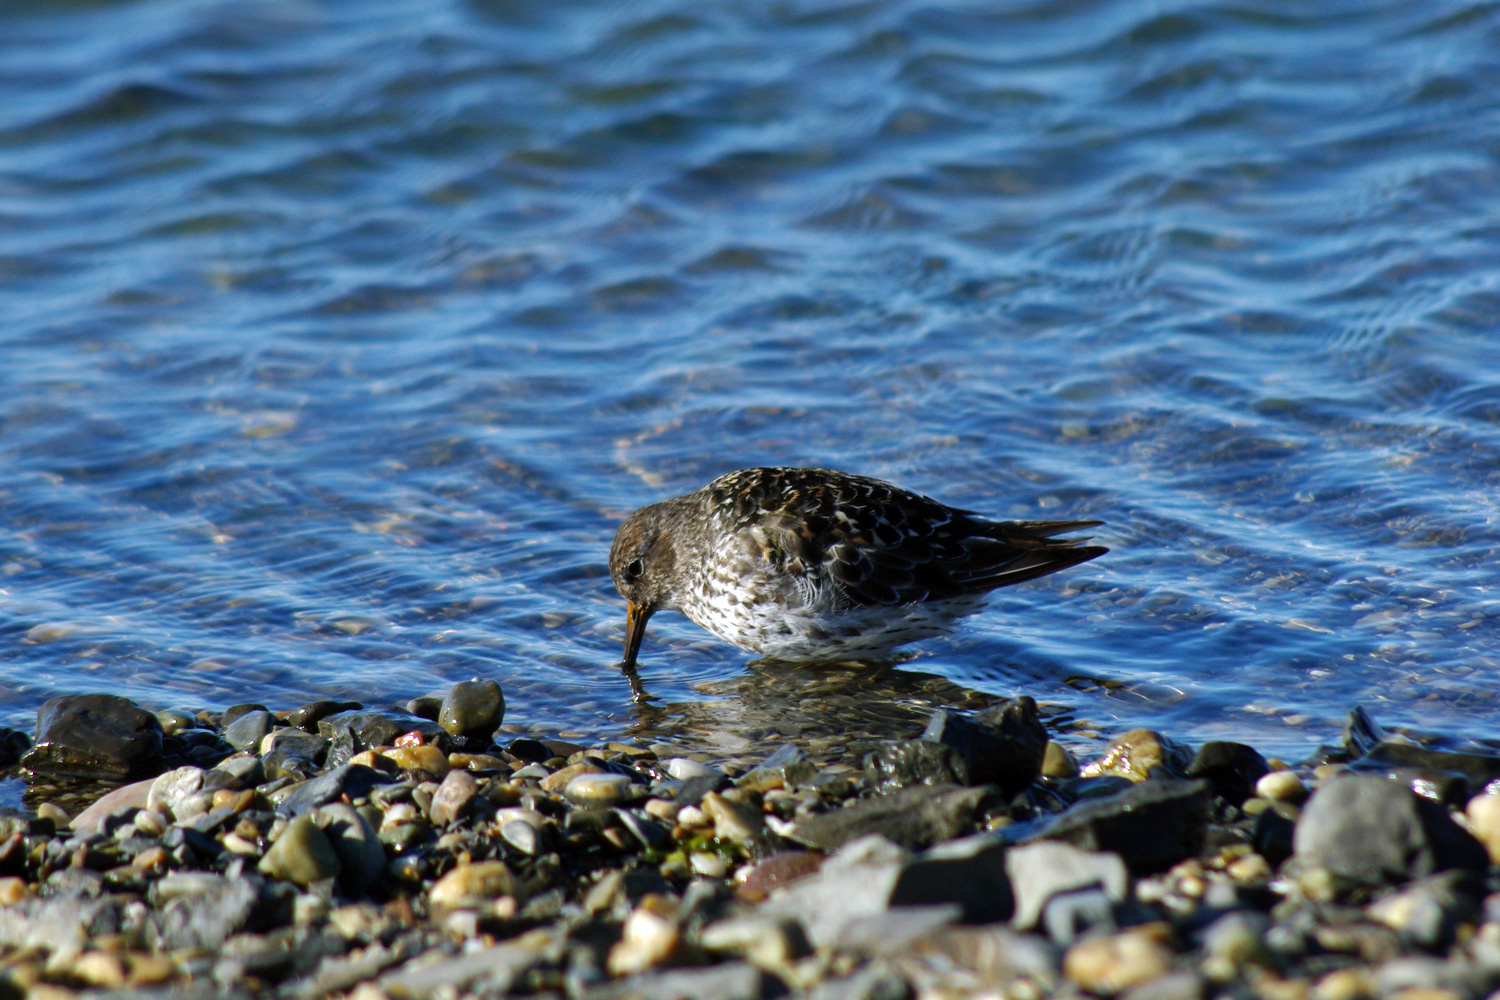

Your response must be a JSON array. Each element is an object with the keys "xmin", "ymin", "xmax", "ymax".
[
  {"xmin": 0, "ymin": 729, "xmax": 30, "ymax": 768},
  {"xmin": 919, "ymin": 925, "xmax": 1061, "ymax": 991},
  {"xmin": 1043, "ymin": 741, "xmax": 1079, "ymax": 779},
  {"xmin": 379, "ymin": 934, "xmax": 545, "ymax": 997},
  {"xmin": 737, "ymin": 852, "xmax": 824, "ymax": 897},
  {"xmin": 286, "ymin": 700, "xmax": 361, "ymax": 731},
  {"xmin": 594, "ymin": 961, "xmax": 772, "ymax": 1000},
  {"xmin": 429, "ymin": 768, "xmax": 479, "ymax": 825},
  {"xmin": 146, "ymin": 765, "xmax": 238, "ymax": 818},
  {"xmin": 147, "ymin": 874, "xmax": 294, "ymax": 952},
  {"xmin": 1355, "ymin": 742, "xmax": 1500, "ymax": 795},
  {"xmin": 1186, "ymin": 742, "xmax": 1268, "ymax": 805},
  {"xmin": 608, "ymin": 895, "xmax": 685, "ymax": 975},
  {"xmin": 541, "ymin": 761, "xmax": 603, "ymax": 793},
  {"xmin": 1343, "ymin": 706, "xmax": 1386, "ymax": 758},
  {"xmin": 700, "ymin": 914, "xmax": 812, "ymax": 971},
  {"xmin": 429, "ymin": 860, "xmax": 524, "ymax": 912},
  {"xmin": 702, "ymin": 791, "xmax": 771, "ymax": 854},
  {"xmin": 833, "ymin": 905, "xmax": 961, "ymax": 956},
  {"xmin": 1366, "ymin": 871, "xmax": 1481, "ymax": 949},
  {"xmin": 437, "ymin": 679, "xmax": 505, "ymax": 739},
  {"xmin": 1201, "ymin": 911, "xmax": 1274, "ymax": 973},
  {"xmin": 1119, "ymin": 971, "xmax": 1206, "ymax": 1000},
  {"xmin": 313, "ymin": 804, "xmax": 387, "ymax": 896},
  {"xmin": 501, "ymin": 821, "xmax": 541, "ymax": 856},
  {"xmin": 737, "ymin": 744, "xmax": 815, "ymax": 792},
  {"xmin": 22, "ymin": 694, "xmax": 164, "ymax": 779},
  {"xmin": 317, "ymin": 709, "xmax": 450, "ymax": 768},
  {"xmin": 222, "ymin": 711, "xmax": 275, "ymax": 753},
  {"xmin": 277, "ymin": 764, "xmax": 390, "ymax": 816},
  {"xmin": 1063, "ymin": 923, "xmax": 1175, "ymax": 995},
  {"xmin": 890, "ymin": 833, "xmax": 1013, "ymax": 923},
  {"xmin": 1084, "ymin": 729, "xmax": 1192, "ymax": 782},
  {"xmin": 922, "ymin": 699, "xmax": 1048, "ymax": 795},
  {"xmin": 1255, "ymin": 770, "xmax": 1308, "ymax": 804},
  {"xmin": 565, "ymin": 773, "xmax": 633, "ymax": 807},
  {"xmin": 384, "ymin": 743, "xmax": 449, "ymax": 777},
  {"xmin": 1005, "ymin": 841, "xmax": 1129, "ymax": 930},
  {"xmin": 69, "ymin": 777, "xmax": 154, "ymax": 835},
  {"xmin": 1041, "ymin": 887, "xmax": 1118, "ymax": 945},
  {"xmin": 220, "ymin": 703, "xmax": 270, "ymax": 728},
  {"xmin": 1293, "ymin": 774, "xmax": 1487, "ymax": 884},
  {"xmin": 258, "ymin": 814, "xmax": 341, "ymax": 886},
  {"xmin": 1467, "ymin": 792, "xmax": 1500, "ymax": 864},
  {"xmin": 667, "ymin": 758, "xmax": 720, "ymax": 780},
  {"xmin": 864, "ymin": 740, "xmax": 968, "ymax": 790},
  {"xmin": 789, "ymin": 783, "xmax": 995, "ymax": 852},
  {"xmin": 1026, "ymin": 779, "xmax": 1211, "ymax": 874}
]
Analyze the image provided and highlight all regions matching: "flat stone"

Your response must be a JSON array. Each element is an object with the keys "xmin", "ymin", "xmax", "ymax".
[
  {"xmin": 1293, "ymin": 773, "xmax": 1487, "ymax": 884},
  {"xmin": 70, "ymin": 777, "xmax": 154, "ymax": 835},
  {"xmin": 22, "ymin": 694, "xmax": 164, "ymax": 779},
  {"xmin": 258, "ymin": 814, "xmax": 342, "ymax": 886},
  {"xmin": 428, "ymin": 768, "xmax": 478, "ymax": 825},
  {"xmin": 438, "ymin": 679, "xmax": 505, "ymax": 739},
  {"xmin": 1006, "ymin": 841, "xmax": 1129, "ymax": 930},
  {"xmin": 789, "ymin": 782, "xmax": 995, "ymax": 852},
  {"xmin": 277, "ymin": 764, "xmax": 390, "ymax": 816},
  {"xmin": 737, "ymin": 851, "xmax": 824, "ymax": 897},
  {"xmin": 591, "ymin": 960, "xmax": 772, "ymax": 1000},
  {"xmin": 286, "ymin": 700, "xmax": 363, "ymax": 731},
  {"xmin": 380, "ymin": 934, "xmax": 546, "ymax": 998},
  {"xmin": 317, "ymin": 709, "xmax": 450, "ymax": 768},
  {"xmin": 890, "ymin": 832, "xmax": 1013, "ymax": 924},
  {"xmin": 1354, "ymin": 742, "xmax": 1500, "ymax": 793},
  {"xmin": 737, "ymin": 744, "xmax": 815, "ymax": 791},
  {"xmin": 223, "ymin": 711, "xmax": 275, "ymax": 753},
  {"xmin": 1024, "ymin": 779, "xmax": 1210, "ymax": 874}
]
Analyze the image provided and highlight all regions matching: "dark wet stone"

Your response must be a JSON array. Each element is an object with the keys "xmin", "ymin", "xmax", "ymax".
[
  {"xmin": 1253, "ymin": 803, "xmax": 1298, "ymax": 866},
  {"xmin": 1023, "ymin": 779, "xmax": 1211, "ymax": 874},
  {"xmin": 1186, "ymin": 742, "xmax": 1268, "ymax": 806},
  {"xmin": 1342, "ymin": 705, "xmax": 1386, "ymax": 759},
  {"xmin": 912, "ymin": 699, "xmax": 1048, "ymax": 796},
  {"xmin": 23, "ymin": 694, "xmax": 164, "ymax": 779},
  {"xmin": 1006, "ymin": 840, "xmax": 1129, "ymax": 930},
  {"xmin": 789, "ymin": 783, "xmax": 996, "ymax": 851},
  {"xmin": 221, "ymin": 704, "xmax": 271, "ymax": 729},
  {"xmin": 277, "ymin": 764, "xmax": 391, "ymax": 816},
  {"xmin": 1353, "ymin": 742, "xmax": 1500, "ymax": 799},
  {"xmin": 0, "ymin": 728, "xmax": 30, "ymax": 769},
  {"xmin": 1056, "ymin": 775, "xmax": 1136, "ymax": 803},
  {"xmin": 890, "ymin": 833, "xmax": 1013, "ymax": 923},
  {"xmin": 318, "ymin": 709, "xmax": 451, "ymax": 768},
  {"xmin": 615, "ymin": 808, "xmax": 668, "ymax": 851},
  {"xmin": 286, "ymin": 700, "xmax": 362, "ymax": 731},
  {"xmin": 223, "ymin": 710, "xmax": 275, "ymax": 753},
  {"xmin": 1294, "ymin": 773, "xmax": 1488, "ymax": 884},
  {"xmin": 864, "ymin": 740, "xmax": 967, "ymax": 791},
  {"xmin": 405, "ymin": 695, "xmax": 443, "ymax": 721},
  {"xmin": 738, "ymin": 744, "xmax": 815, "ymax": 791},
  {"xmin": 262, "ymin": 746, "xmax": 320, "ymax": 782},
  {"xmin": 505, "ymin": 738, "xmax": 553, "ymax": 763},
  {"xmin": 438, "ymin": 678, "xmax": 505, "ymax": 739},
  {"xmin": 217, "ymin": 754, "xmax": 265, "ymax": 787}
]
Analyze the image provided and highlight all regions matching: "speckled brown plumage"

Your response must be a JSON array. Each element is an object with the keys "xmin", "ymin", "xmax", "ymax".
[{"xmin": 609, "ymin": 467, "xmax": 1107, "ymax": 670}]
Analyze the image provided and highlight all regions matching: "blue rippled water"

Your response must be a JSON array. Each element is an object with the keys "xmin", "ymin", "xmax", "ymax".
[{"xmin": 3, "ymin": 0, "xmax": 1500, "ymax": 760}]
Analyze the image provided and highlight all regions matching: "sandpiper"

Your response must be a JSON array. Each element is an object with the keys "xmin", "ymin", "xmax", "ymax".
[{"xmin": 608, "ymin": 467, "xmax": 1106, "ymax": 672}]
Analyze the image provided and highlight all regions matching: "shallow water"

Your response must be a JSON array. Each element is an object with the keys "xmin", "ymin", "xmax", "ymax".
[{"xmin": 4, "ymin": 0, "xmax": 1500, "ymax": 763}]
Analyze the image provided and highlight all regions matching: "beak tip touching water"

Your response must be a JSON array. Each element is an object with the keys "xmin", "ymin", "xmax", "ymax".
[{"xmin": 621, "ymin": 601, "xmax": 651, "ymax": 671}]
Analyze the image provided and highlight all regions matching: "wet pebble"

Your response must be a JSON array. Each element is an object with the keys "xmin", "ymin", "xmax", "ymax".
[
  {"xmin": 258, "ymin": 813, "xmax": 341, "ymax": 886},
  {"xmin": 438, "ymin": 678, "xmax": 505, "ymax": 739}
]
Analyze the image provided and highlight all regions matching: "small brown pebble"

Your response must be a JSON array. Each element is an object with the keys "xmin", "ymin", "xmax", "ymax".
[
  {"xmin": 540, "ymin": 761, "xmax": 603, "ymax": 793},
  {"xmin": 1042, "ymin": 741, "xmax": 1079, "ymax": 779},
  {"xmin": 1064, "ymin": 922, "xmax": 1174, "ymax": 994}
]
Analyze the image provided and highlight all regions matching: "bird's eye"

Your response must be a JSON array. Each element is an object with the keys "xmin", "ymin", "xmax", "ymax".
[{"xmin": 626, "ymin": 559, "xmax": 644, "ymax": 579}]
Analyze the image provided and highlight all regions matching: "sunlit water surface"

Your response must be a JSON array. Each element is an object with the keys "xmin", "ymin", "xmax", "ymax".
[{"xmin": 4, "ymin": 0, "xmax": 1500, "ymax": 765}]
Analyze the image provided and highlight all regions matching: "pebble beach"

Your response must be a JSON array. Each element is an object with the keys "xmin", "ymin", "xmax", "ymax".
[{"xmin": 4, "ymin": 681, "xmax": 1500, "ymax": 1000}]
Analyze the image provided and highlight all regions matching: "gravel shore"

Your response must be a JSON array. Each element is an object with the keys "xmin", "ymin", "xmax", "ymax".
[{"xmin": 2, "ymin": 685, "xmax": 1499, "ymax": 1000}]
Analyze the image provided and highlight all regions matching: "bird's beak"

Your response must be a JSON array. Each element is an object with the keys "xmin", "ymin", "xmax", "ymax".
[{"xmin": 622, "ymin": 601, "xmax": 653, "ymax": 670}]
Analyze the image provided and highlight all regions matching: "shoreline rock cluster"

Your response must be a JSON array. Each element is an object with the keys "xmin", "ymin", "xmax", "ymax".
[{"xmin": 2, "ymin": 688, "xmax": 1500, "ymax": 999}]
